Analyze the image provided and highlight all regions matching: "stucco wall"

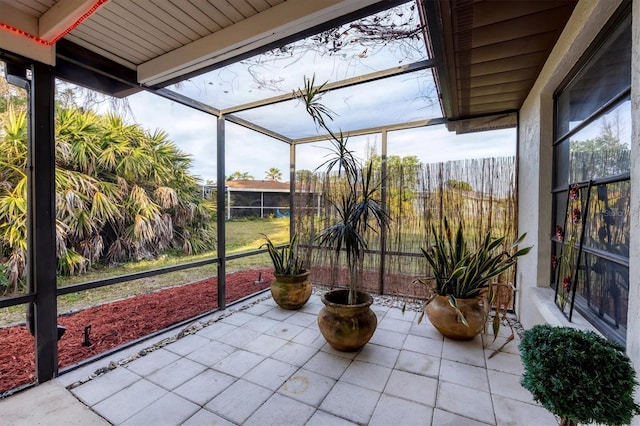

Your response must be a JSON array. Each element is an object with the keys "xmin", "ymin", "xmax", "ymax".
[{"xmin": 517, "ymin": 0, "xmax": 639, "ymax": 415}]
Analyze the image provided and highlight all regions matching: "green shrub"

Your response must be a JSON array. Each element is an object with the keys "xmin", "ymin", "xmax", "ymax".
[{"xmin": 519, "ymin": 325, "xmax": 640, "ymax": 425}]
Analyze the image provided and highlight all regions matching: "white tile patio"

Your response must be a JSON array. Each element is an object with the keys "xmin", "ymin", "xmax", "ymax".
[{"xmin": 0, "ymin": 291, "xmax": 556, "ymax": 425}]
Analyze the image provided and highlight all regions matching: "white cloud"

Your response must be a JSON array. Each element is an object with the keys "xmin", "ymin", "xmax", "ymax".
[
  {"xmin": 120, "ymin": 90, "xmax": 515, "ymax": 184},
  {"xmin": 113, "ymin": 1, "xmax": 515, "ymax": 184}
]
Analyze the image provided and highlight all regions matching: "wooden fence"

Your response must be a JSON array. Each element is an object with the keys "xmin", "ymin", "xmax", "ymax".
[{"xmin": 293, "ymin": 156, "xmax": 517, "ymax": 298}]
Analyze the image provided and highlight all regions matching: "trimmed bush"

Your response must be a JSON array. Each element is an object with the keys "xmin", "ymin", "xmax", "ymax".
[{"xmin": 519, "ymin": 325, "xmax": 640, "ymax": 425}]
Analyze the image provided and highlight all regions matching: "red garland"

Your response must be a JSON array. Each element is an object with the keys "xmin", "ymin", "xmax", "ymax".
[
  {"xmin": 0, "ymin": 22, "xmax": 49, "ymax": 46},
  {"xmin": 49, "ymin": 0, "xmax": 109, "ymax": 44},
  {"xmin": 0, "ymin": 0, "xmax": 108, "ymax": 46}
]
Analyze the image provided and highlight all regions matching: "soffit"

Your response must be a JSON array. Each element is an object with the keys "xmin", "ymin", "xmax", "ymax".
[
  {"xmin": 423, "ymin": 0, "xmax": 578, "ymax": 133},
  {"xmin": 0, "ymin": 0, "xmax": 387, "ymax": 87}
]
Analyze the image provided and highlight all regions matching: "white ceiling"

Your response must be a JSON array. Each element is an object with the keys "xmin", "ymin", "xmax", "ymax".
[{"xmin": 0, "ymin": 0, "xmax": 386, "ymax": 85}]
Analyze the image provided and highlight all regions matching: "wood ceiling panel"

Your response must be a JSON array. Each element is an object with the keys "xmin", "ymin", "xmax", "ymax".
[
  {"xmin": 190, "ymin": 0, "xmax": 234, "ymax": 28},
  {"xmin": 148, "ymin": 0, "xmax": 209, "ymax": 39},
  {"xmin": 467, "ymin": 90, "xmax": 531, "ymax": 106},
  {"xmin": 103, "ymin": 3, "xmax": 180, "ymax": 52},
  {"xmin": 247, "ymin": 0, "xmax": 273, "ymax": 13},
  {"xmin": 468, "ymin": 100, "xmax": 520, "ymax": 114},
  {"xmin": 159, "ymin": 1, "xmax": 211, "ymax": 38},
  {"xmin": 466, "ymin": 32, "xmax": 561, "ymax": 65},
  {"xmin": 428, "ymin": 0, "xmax": 578, "ymax": 125},
  {"xmin": 468, "ymin": 12, "xmax": 568, "ymax": 49},
  {"xmin": 176, "ymin": 1, "xmax": 223, "ymax": 33},
  {"xmin": 232, "ymin": 0, "xmax": 259, "ymax": 17},
  {"xmin": 138, "ymin": 1, "xmax": 201, "ymax": 42},
  {"xmin": 81, "ymin": 21, "xmax": 161, "ymax": 61},
  {"xmin": 456, "ymin": 67, "xmax": 541, "ymax": 89},
  {"xmin": 466, "ymin": 51, "xmax": 549, "ymax": 78},
  {"xmin": 107, "ymin": 1, "xmax": 192, "ymax": 46},
  {"xmin": 470, "ymin": 1, "xmax": 572, "ymax": 28},
  {"xmin": 463, "ymin": 80, "xmax": 535, "ymax": 97},
  {"xmin": 8, "ymin": 0, "xmax": 53, "ymax": 16},
  {"xmin": 70, "ymin": 26, "xmax": 152, "ymax": 64},
  {"xmin": 74, "ymin": 6, "xmax": 172, "ymax": 62},
  {"xmin": 213, "ymin": 1, "xmax": 246, "ymax": 23}
]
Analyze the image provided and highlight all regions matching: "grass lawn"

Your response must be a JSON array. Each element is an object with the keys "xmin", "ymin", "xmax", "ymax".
[{"xmin": 0, "ymin": 218, "xmax": 289, "ymax": 326}]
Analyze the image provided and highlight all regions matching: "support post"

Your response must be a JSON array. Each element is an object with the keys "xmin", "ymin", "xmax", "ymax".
[
  {"xmin": 289, "ymin": 143, "xmax": 296, "ymax": 240},
  {"xmin": 216, "ymin": 114, "xmax": 226, "ymax": 309},
  {"xmin": 379, "ymin": 130, "xmax": 388, "ymax": 295},
  {"xmin": 29, "ymin": 62, "xmax": 58, "ymax": 382}
]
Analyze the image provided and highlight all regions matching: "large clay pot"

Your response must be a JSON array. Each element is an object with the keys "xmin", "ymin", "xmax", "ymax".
[
  {"xmin": 271, "ymin": 270, "xmax": 312, "ymax": 310},
  {"xmin": 318, "ymin": 289, "xmax": 377, "ymax": 351},
  {"xmin": 426, "ymin": 295, "xmax": 485, "ymax": 340}
]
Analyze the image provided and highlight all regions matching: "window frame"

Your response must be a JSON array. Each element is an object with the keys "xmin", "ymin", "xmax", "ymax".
[{"xmin": 551, "ymin": 6, "xmax": 631, "ymax": 345}]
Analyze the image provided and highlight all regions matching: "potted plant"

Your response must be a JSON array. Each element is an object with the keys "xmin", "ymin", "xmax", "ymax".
[
  {"xmin": 414, "ymin": 218, "xmax": 531, "ymax": 340},
  {"xmin": 262, "ymin": 233, "xmax": 312, "ymax": 310},
  {"xmin": 520, "ymin": 324, "xmax": 640, "ymax": 426},
  {"xmin": 295, "ymin": 76, "xmax": 391, "ymax": 351}
]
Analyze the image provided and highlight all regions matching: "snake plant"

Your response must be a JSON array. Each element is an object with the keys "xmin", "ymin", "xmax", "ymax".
[
  {"xmin": 261, "ymin": 233, "xmax": 305, "ymax": 276},
  {"xmin": 416, "ymin": 218, "xmax": 531, "ymax": 330}
]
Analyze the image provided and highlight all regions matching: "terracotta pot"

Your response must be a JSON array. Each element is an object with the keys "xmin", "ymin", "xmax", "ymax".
[
  {"xmin": 318, "ymin": 289, "xmax": 377, "ymax": 351},
  {"xmin": 426, "ymin": 295, "xmax": 485, "ymax": 340},
  {"xmin": 271, "ymin": 270, "xmax": 312, "ymax": 310}
]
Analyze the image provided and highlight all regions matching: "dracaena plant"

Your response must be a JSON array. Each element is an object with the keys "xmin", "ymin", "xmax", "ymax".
[
  {"xmin": 261, "ymin": 233, "xmax": 305, "ymax": 276},
  {"xmin": 415, "ymin": 218, "xmax": 531, "ymax": 331},
  {"xmin": 295, "ymin": 75, "xmax": 391, "ymax": 305}
]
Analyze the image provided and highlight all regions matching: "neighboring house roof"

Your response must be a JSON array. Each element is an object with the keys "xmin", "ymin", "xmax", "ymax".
[{"xmin": 225, "ymin": 180, "xmax": 290, "ymax": 192}]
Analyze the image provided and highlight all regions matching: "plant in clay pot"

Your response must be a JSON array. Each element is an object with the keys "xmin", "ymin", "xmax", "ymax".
[
  {"xmin": 520, "ymin": 324, "xmax": 640, "ymax": 426},
  {"xmin": 262, "ymin": 233, "xmax": 312, "ymax": 310},
  {"xmin": 413, "ymin": 218, "xmax": 531, "ymax": 340},
  {"xmin": 295, "ymin": 75, "xmax": 391, "ymax": 351}
]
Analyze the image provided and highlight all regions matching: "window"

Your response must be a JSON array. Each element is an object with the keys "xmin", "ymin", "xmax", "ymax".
[{"xmin": 552, "ymin": 11, "xmax": 631, "ymax": 345}]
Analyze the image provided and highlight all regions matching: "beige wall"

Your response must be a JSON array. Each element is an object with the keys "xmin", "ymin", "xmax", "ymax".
[{"xmin": 517, "ymin": 0, "xmax": 639, "ymax": 413}]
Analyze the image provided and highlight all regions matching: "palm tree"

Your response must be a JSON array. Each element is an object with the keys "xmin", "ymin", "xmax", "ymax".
[
  {"xmin": 0, "ymin": 107, "xmax": 29, "ymax": 293},
  {"xmin": 0, "ymin": 105, "xmax": 216, "ymax": 294},
  {"xmin": 226, "ymin": 171, "xmax": 253, "ymax": 181},
  {"xmin": 265, "ymin": 167, "xmax": 282, "ymax": 181}
]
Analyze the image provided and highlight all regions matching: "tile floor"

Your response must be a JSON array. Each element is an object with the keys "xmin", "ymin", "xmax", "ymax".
[{"xmin": 2, "ymin": 291, "xmax": 557, "ymax": 425}]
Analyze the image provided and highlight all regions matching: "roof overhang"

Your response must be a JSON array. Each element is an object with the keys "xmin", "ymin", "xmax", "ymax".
[
  {"xmin": 420, "ymin": 0, "xmax": 578, "ymax": 133},
  {"xmin": 0, "ymin": 0, "xmax": 578, "ymax": 136},
  {"xmin": 0, "ymin": 0, "xmax": 405, "ymax": 94}
]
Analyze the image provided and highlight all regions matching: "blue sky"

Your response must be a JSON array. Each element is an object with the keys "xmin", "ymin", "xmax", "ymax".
[
  {"xmin": 125, "ymin": 88, "xmax": 515, "ymax": 184},
  {"xmin": 116, "ymin": 1, "xmax": 516, "ymax": 184}
]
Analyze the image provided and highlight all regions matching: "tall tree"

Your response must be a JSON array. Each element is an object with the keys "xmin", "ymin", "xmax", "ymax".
[
  {"xmin": 570, "ymin": 115, "xmax": 630, "ymax": 181},
  {"xmin": 367, "ymin": 153, "xmax": 421, "ymax": 218},
  {"xmin": 226, "ymin": 171, "xmax": 253, "ymax": 181},
  {"xmin": 0, "ymin": 64, "xmax": 27, "ymax": 115},
  {"xmin": 265, "ymin": 167, "xmax": 282, "ymax": 181},
  {"xmin": 0, "ymin": 105, "xmax": 216, "ymax": 294}
]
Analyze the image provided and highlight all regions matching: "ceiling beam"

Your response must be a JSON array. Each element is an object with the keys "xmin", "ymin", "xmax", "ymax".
[
  {"xmin": 138, "ymin": 0, "xmax": 381, "ymax": 86},
  {"xmin": 39, "ymin": 0, "xmax": 99, "ymax": 42},
  {"xmin": 222, "ymin": 59, "xmax": 436, "ymax": 115},
  {"xmin": 0, "ymin": 2, "xmax": 38, "ymax": 35},
  {"xmin": 293, "ymin": 118, "xmax": 447, "ymax": 145},
  {"xmin": 225, "ymin": 114, "xmax": 294, "ymax": 145},
  {"xmin": 0, "ymin": 3, "xmax": 54, "ymax": 64}
]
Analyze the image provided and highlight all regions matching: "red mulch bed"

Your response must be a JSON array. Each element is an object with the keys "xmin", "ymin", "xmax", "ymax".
[{"xmin": 0, "ymin": 269, "xmax": 274, "ymax": 394}]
